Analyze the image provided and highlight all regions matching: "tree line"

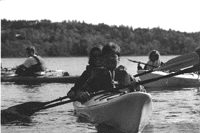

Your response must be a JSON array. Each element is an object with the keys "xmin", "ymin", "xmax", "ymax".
[{"xmin": 1, "ymin": 19, "xmax": 200, "ymax": 57}]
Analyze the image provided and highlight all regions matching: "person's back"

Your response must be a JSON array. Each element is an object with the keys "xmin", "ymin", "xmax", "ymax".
[{"xmin": 15, "ymin": 46, "xmax": 46, "ymax": 76}]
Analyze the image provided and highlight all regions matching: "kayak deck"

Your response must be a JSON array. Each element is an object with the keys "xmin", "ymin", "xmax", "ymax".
[
  {"xmin": 138, "ymin": 70, "xmax": 200, "ymax": 88},
  {"xmin": 74, "ymin": 92, "xmax": 152, "ymax": 133}
]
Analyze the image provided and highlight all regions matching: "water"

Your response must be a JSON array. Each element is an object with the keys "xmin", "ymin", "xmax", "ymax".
[{"xmin": 1, "ymin": 56, "xmax": 200, "ymax": 133}]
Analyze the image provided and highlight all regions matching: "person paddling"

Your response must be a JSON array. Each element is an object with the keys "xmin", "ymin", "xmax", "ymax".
[
  {"xmin": 138, "ymin": 50, "xmax": 163, "ymax": 70},
  {"xmin": 15, "ymin": 46, "xmax": 47, "ymax": 76},
  {"xmin": 71, "ymin": 42, "xmax": 145, "ymax": 102},
  {"xmin": 67, "ymin": 46, "xmax": 103, "ymax": 100}
]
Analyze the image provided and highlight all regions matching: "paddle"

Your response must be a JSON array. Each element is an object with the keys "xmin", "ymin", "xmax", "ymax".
[
  {"xmin": 133, "ymin": 52, "xmax": 199, "ymax": 77},
  {"xmin": 1, "ymin": 67, "xmax": 16, "ymax": 71},
  {"xmin": 26, "ymin": 64, "xmax": 200, "ymax": 114},
  {"xmin": 46, "ymin": 70, "xmax": 64, "ymax": 73},
  {"xmin": 127, "ymin": 59, "xmax": 157, "ymax": 68},
  {"xmin": 1, "ymin": 66, "xmax": 64, "ymax": 73},
  {"xmin": 1, "ymin": 95, "xmax": 70, "ymax": 117},
  {"xmin": 1, "ymin": 68, "xmax": 67, "ymax": 76}
]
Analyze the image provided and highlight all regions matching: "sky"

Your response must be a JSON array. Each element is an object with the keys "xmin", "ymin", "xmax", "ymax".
[{"xmin": 0, "ymin": 0, "xmax": 200, "ymax": 33}]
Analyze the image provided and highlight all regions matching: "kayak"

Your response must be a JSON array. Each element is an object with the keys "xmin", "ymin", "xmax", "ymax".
[
  {"xmin": 1, "ymin": 71, "xmax": 79, "ymax": 84},
  {"xmin": 73, "ymin": 91, "xmax": 152, "ymax": 133},
  {"xmin": 1, "ymin": 69, "xmax": 15, "ymax": 76},
  {"xmin": 137, "ymin": 70, "xmax": 200, "ymax": 88},
  {"xmin": 1, "ymin": 75, "xmax": 79, "ymax": 84}
]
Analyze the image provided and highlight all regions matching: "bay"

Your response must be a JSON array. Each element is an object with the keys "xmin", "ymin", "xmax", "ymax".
[{"xmin": 1, "ymin": 56, "xmax": 200, "ymax": 133}]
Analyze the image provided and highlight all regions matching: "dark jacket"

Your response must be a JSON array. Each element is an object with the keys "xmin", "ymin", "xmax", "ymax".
[
  {"xmin": 81, "ymin": 65, "xmax": 139, "ymax": 93},
  {"xmin": 69, "ymin": 65, "xmax": 100, "ymax": 93}
]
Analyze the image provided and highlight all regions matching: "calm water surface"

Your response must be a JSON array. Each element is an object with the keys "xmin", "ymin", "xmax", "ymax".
[{"xmin": 1, "ymin": 56, "xmax": 200, "ymax": 133}]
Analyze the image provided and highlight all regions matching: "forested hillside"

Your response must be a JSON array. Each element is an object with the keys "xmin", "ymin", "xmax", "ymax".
[{"xmin": 1, "ymin": 19, "xmax": 200, "ymax": 57}]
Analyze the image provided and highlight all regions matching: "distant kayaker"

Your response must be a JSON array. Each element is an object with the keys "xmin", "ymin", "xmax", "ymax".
[
  {"xmin": 138, "ymin": 50, "xmax": 164, "ymax": 70},
  {"xmin": 71, "ymin": 42, "xmax": 145, "ymax": 102},
  {"xmin": 67, "ymin": 46, "xmax": 103, "ymax": 100},
  {"xmin": 15, "ymin": 46, "xmax": 47, "ymax": 76}
]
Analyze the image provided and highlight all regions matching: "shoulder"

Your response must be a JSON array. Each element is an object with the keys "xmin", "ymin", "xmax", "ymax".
[
  {"xmin": 116, "ymin": 65, "xmax": 127, "ymax": 71},
  {"xmin": 25, "ymin": 57, "xmax": 35, "ymax": 62},
  {"xmin": 35, "ymin": 55, "xmax": 43, "ymax": 60}
]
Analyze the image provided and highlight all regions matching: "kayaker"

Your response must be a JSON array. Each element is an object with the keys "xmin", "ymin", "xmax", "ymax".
[
  {"xmin": 138, "ymin": 50, "xmax": 163, "ymax": 70},
  {"xmin": 73, "ymin": 42, "xmax": 145, "ymax": 102},
  {"xmin": 15, "ymin": 46, "xmax": 47, "ymax": 76},
  {"xmin": 67, "ymin": 46, "xmax": 103, "ymax": 99}
]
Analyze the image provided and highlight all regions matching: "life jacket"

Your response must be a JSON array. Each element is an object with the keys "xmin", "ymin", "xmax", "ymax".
[
  {"xmin": 83, "ymin": 65, "xmax": 132, "ymax": 93},
  {"xmin": 15, "ymin": 55, "xmax": 46, "ymax": 76},
  {"xmin": 28, "ymin": 55, "xmax": 46, "ymax": 72},
  {"xmin": 146, "ymin": 60, "xmax": 162, "ymax": 70}
]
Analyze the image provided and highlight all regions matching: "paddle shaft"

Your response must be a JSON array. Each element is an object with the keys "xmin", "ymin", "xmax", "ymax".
[
  {"xmin": 128, "ymin": 59, "xmax": 157, "ymax": 68},
  {"xmin": 2, "ymin": 68, "xmax": 63, "ymax": 73},
  {"xmin": 34, "ymin": 99, "xmax": 73, "ymax": 111},
  {"xmin": 34, "ymin": 66, "xmax": 197, "ymax": 111},
  {"xmin": 46, "ymin": 70, "xmax": 64, "ymax": 73},
  {"xmin": 134, "ymin": 70, "xmax": 153, "ymax": 77},
  {"xmin": 43, "ymin": 96, "xmax": 69, "ymax": 105},
  {"xmin": 1, "ymin": 67, "xmax": 16, "ymax": 71}
]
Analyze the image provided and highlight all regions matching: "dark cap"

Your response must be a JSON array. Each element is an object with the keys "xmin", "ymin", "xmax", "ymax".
[{"xmin": 26, "ymin": 46, "xmax": 35, "ymax": 52}]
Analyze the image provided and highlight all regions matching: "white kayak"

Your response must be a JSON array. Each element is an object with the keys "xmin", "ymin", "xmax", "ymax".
[
  {"xmin": 137, "ymin": 70, "xmax": 200, "ymax": 88},
  {"xmin": 1, "ymin": 70, "xmax": 79, "ymax": 84},
  {"xmin": 73, "ymin": 91, "xmax": 152, "ymax": 133}
]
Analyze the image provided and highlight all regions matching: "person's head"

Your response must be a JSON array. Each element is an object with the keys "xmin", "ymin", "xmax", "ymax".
[
  {"xmin": 88, "ymin": 46, "xmax": 103, "ymax": 67},
  {"xmin": 102, "ymin": 42, "xmax": 121, "ymax": 70},
  {"xmin": 26, "ymin": 46, "xmax": 36, "ymax": 56},
  {"xmin": 149, "ymin": 50, "xmax": 160, "ymax": 61}
]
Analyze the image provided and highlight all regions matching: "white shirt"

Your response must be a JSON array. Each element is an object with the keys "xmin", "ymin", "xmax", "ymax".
[{"xmin": 23, "ymin": 55, "xmax": 43, "ymax": 68}]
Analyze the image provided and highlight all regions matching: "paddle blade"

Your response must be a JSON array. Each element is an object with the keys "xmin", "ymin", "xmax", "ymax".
[
  {"xmin": 1, "ymin": 102, "xmax": 46, "ymax": 124},
  {"xmin": 157, "ymin": 52, "xmax": 199, "ymax": 71},
  {"xmin": 2, "ymin": 102, "xmax": 46, "ymax": 115},
  {"xmin": 128, "ymin": 59, "xmax": 156, "ymax": 68}
]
